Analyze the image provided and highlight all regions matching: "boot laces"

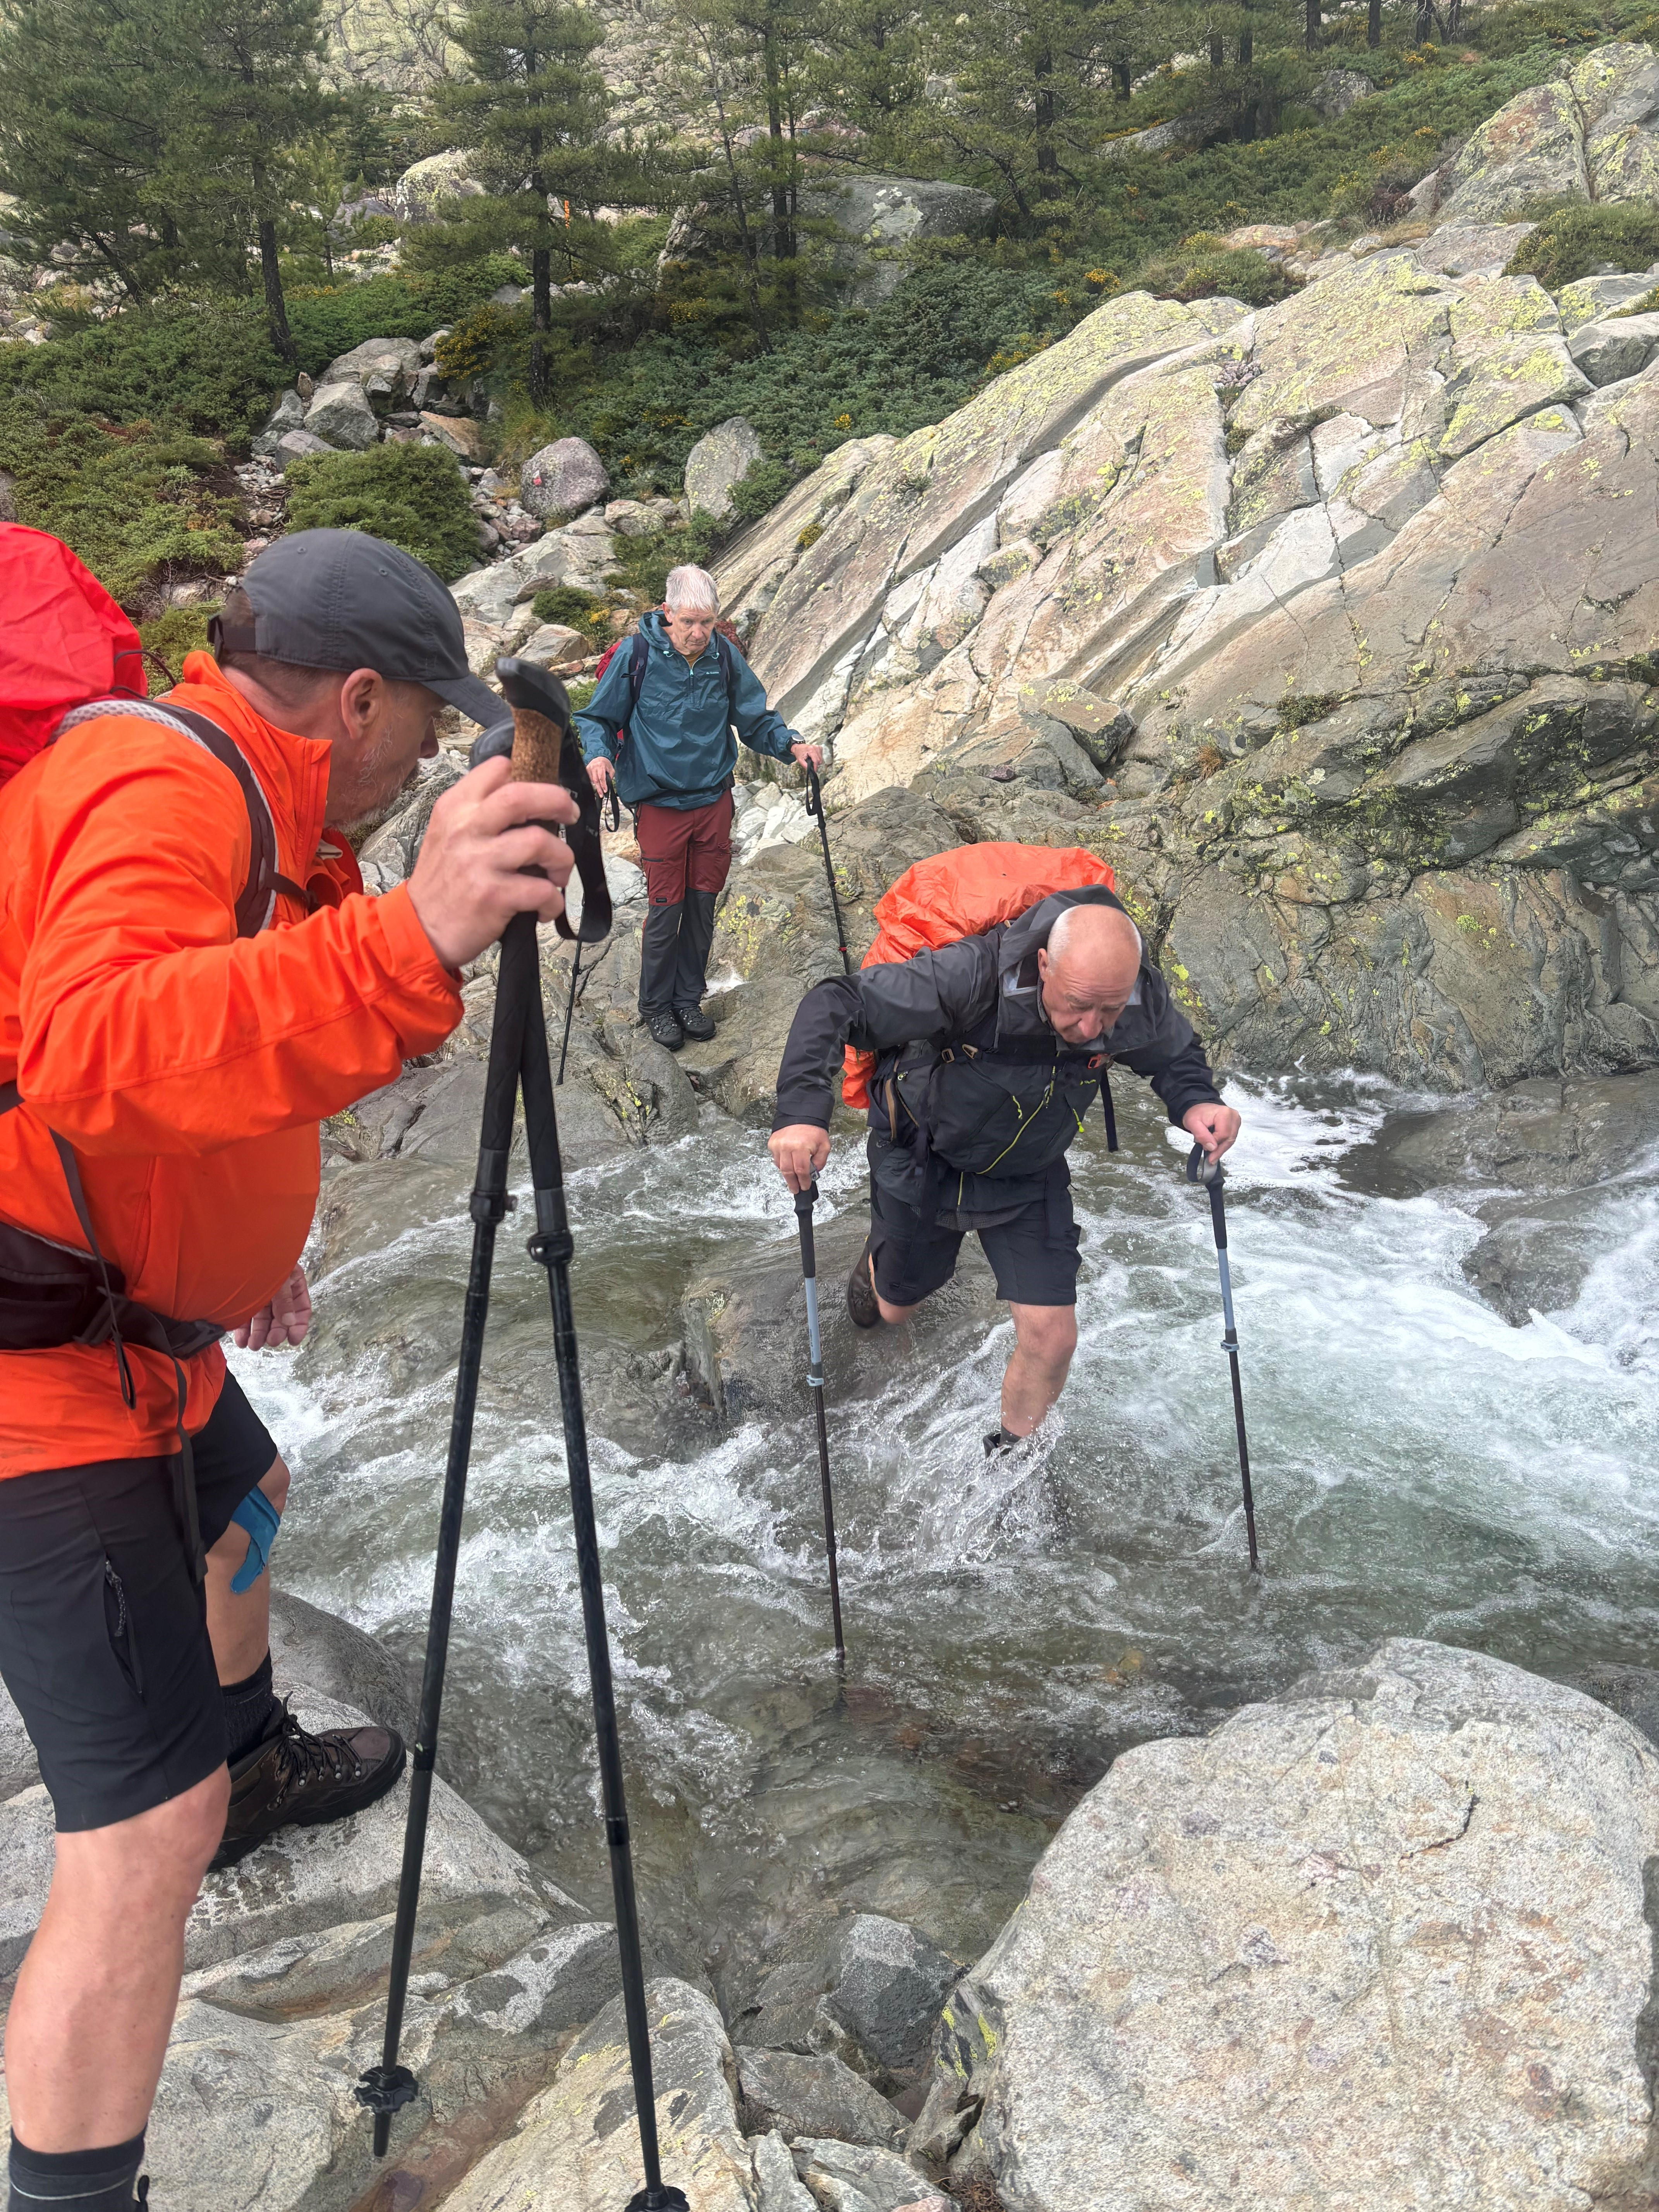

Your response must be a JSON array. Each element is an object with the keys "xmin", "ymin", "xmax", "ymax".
[{"xmin": 270, "ymin": 1698, "xmax": 360, "ymax": 1803}]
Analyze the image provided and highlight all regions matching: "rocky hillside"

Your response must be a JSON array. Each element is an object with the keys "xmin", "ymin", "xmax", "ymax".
[{"xmin": 682, "ymin": 41, "xmax": 1659, "ymax": 1100}]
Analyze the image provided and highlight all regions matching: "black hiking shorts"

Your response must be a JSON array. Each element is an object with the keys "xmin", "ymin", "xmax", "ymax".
[
  {"xmin": 869, "ymin": 1179, "xmax": 1081, "ymax": 1309},
  {"xmin": 0, "ymin": 1372, "xmax": 276, "ymax": 1831}
]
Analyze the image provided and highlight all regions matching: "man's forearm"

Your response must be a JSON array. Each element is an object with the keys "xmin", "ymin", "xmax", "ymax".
[
  {"xmin": 772, "ymin": 975, "xmax": 866, "ymax": 1130},
  {"xmin": 1147, "ymin": 1038, "xmax": 1224, "ymax": 1126}
]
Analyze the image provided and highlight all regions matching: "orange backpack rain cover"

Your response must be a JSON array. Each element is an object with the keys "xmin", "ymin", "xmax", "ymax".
[{"xmin": 840, "ymin": 842, "xmax": 1116, "ymax": 1108}]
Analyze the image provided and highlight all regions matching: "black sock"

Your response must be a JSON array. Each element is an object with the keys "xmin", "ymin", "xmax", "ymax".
[
  {"xmin": 9, "ymin": 2131, "xmax": 144, "ymax": 2209},
  {"xmin": 222, "ymin": 1649, "xmax": 278, "ymax": 1764}
]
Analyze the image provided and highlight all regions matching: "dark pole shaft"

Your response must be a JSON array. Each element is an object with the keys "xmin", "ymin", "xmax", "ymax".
[
  {"xmin": 367, "ymin": 988, "xmax": 519, "ymax": 2155},
  {"xmin": 793, "ymin": 1185, "xmax": 845, "ymax": 1665},
  {"xmin": 556, "ymin": 934, "xmax": 583, "ymax": 1089},
  {"xmin": 1206, "ymin": 1180, "xmax": 1260, "ymax": 1573},
  {"xmin": 514, "ymin": 917, "xmax": 684, "ymax": 2211},
  {"xmin": 805, "ymin": 763, "xmax": 852, "ymax": 977}
]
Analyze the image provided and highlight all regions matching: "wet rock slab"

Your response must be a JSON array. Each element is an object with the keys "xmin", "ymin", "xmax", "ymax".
[
  {"xmin": 1350, "ymin": 1070, "xmax": 1659, "ymax": 1322},
  {"xmin": 443, "ymin": 1977, "xmax": 758, "ymax": 2211},
  {"xmin": 915, "ymin": 1638, "xmax": 1659, "ymax": 2212}
]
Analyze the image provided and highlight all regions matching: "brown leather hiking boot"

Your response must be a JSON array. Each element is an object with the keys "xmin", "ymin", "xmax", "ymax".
[
  {"xmin": 847, "ymin": 1237, "xmax": 882, "ymax": 1329},
  {"xmin": 210, "ymin": 1699, "xmax": 406, "ymax": 1871}
]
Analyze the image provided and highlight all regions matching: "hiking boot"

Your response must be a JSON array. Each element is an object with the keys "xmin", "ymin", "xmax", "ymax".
[
  {"xmin": 643, "ymin": 1009, "xmax": 684, "ymax": 1051},
  {"xmin": 210, "ymin": 1699, "xmax": 405, "ymax": 1871},
  {"xmin": 847, "ymin": 1237, "xmax": 882, "ymax": 1329},
  {"xmin": 673, "ymin": 1002, "xmax": 717, "ymax": 1043},
  {"xmin": 984, "ymin": 1426, "xmax": 1026, "ymax": 1458}
]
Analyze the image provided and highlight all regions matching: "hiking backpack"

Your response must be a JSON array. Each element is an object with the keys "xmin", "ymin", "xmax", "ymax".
[
  {"xmin": 0, "ymin": 522, "xmax": 293, "ymax": 931},
  {"xmin": 593, "ymin": 617, "xmax": 745, "ymax": 757},
  {"xmin": 841, "ymin": 843, "xmax": 1118, "ymax": 1109}
]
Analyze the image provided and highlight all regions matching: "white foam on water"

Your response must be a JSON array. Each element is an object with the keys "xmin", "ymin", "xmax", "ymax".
[{"xmin": 231, "ymin": 1073, "xmax": 1659, "ymax": 1949}]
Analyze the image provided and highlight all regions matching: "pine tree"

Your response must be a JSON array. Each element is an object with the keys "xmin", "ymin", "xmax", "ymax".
[
  {"xmin": 165, "ymin": 0, "xmax": 331, "ymax": 366},
  {"xmin": 0, "ymin": 0, "xmax": 179, "ymax": 303},
  {"xmin": 428, "ymin": 0, "xmax": 617, "ymax": 404},
  {"xmin": 911, "ymin": 0, "xmax": 1114, "ymax": 225}
]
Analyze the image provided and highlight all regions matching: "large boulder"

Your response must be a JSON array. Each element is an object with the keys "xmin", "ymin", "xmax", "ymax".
[
  {"xmin": 303, "ymin": 379, "xmax": 381, "ymax": 451},
  {"xmin": 1568, "ymin": 308, "xmax": 1659, "ymax": 386},
  {"xmin": 321, "ymin": 336, "xmax": 422, "ymax": 410},
  {"xmin": 685, "ymin": 414, "xmax": 763, "ymax": 522},
  {"xmin": 520, "ymin": 435, "xmax": 609, "ymax": 520},
  {"xmin": 801, "ymin": 174, "xmax": 997, "ymax": 305},
  {"xmin": 1439, "ymin": 42, "xmax": 1659, "ymax": 223},
  {"xmin": 450, "ymin": 517, "xmax": 618, "ymax": 624},
  {"xmin": 716, "ymin": 435, "xmax": 898, "ymax": 637},
  {"xmin": 442, "ymin": 1978, "xmax": 759, "ymax": 2212},
  {"xmin": 395, "ymin": 147, "xmax": 483, "ymax": 225},
  {"xmin": 915, "ymin": 1639, "xmax": 1659, "ymax": 2211},
  {"xmin": 742, "ymin": 288, "xmax": 1243, "ymax": 729}
]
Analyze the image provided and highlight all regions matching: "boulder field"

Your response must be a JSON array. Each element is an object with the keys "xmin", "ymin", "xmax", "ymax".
[{"xmin": 7, "ymin": 1633, "xmax": 1659, "ymax": 2208}]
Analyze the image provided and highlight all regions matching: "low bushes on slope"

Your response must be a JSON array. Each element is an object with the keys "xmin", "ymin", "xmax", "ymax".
[
  {"xmin": 282, "ymin": 443, "xmax": 479, "ymax": 582},
  {"xmin": 1506, "ymin": 200, "xmax": 1659, "ymax": 288},
  {"xmin": 0, "ymin": 398, "xmax": 244, "ymax": 606}
]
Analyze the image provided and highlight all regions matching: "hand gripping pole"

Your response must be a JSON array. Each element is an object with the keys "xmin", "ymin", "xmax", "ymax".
[
  {"xmin": 357, "ymin": 665, "xmax": 687, "ymax": 2211},
  {"xmin": 1186, "ymin": 1144, "xmax": 1261, "ymax": 1573},
  {"xmin": 794, "ymin": 1180, "xmax": 846, "ymax": 1665}
]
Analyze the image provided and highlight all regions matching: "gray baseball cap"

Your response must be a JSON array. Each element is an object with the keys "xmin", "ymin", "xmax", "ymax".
[{"xmin": 210, "ymin": 527, "xmax": 502, "ymax": 726}]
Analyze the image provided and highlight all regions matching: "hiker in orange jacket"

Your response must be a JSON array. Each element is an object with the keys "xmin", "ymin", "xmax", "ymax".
[{"xmin": 0, "ymin": 529, "xmax": 577, "ymax": 2212}]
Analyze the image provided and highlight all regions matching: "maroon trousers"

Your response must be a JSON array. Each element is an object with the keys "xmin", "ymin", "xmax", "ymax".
[{"xmin": 635, "ymin": 791, "xmax": 733, "ymax": 1013}]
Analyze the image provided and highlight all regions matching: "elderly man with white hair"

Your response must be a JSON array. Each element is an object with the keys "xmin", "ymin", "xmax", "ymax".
[
  {"xmin": 574, "ymin": 564, "xmax": 820, "ymax": 1050},
  {"xmin": 768, "ymin": 884, "xmax": 1240, "ymax": 1450}
]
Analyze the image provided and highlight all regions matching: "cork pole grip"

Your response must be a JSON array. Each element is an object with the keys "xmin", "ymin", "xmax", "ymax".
[{"xmin": 510, "ymin": 706, "xmax": 565, "ymax": 786}]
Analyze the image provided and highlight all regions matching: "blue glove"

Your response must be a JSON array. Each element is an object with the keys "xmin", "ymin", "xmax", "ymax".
[{"xmin": 228, "ymin": 1486, "xmax": 282, "ymax": 1594}]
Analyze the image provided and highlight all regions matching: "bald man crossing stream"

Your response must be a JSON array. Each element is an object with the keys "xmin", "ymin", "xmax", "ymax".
[{"xmin": 769, "ymin": 878, "xmax": 1240, "ymax": 1449}]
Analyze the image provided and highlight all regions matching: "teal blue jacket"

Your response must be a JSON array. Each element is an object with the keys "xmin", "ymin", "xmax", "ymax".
[{"xmin": 573, "ymin": 610, "xmax": 800, "ymax": 811}]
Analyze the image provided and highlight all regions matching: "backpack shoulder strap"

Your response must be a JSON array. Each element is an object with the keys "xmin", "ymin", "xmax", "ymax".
[
  {"xmin": 54, "ymin": 697, "xmax": 282, "ymax": 936},
  {"xmin": 627, "ymin": 628, "xmax": 650, "ymax": 721}
]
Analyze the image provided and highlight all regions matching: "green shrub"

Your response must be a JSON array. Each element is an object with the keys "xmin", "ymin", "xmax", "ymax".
[
  {"xmin": 1138, "ymin": 236, "xmax": 1302, "ymax": 308},
  {"xmin": 1470, "ymin": 0, "xmax": 1621, "ymax": 55},
  {"xmin": 1507, "ymin": 200, "xmax": 1659, "ymax": 288},
  {"xmin": 531, "ymin": 583, "xmax": 605, "ymax": 626},
  {"xmin": 285, "ymin": 259, "xmax": 526, "ymax": 375},
  {"xmin": 283, "ymin": 444, "xmax": 479, "ymax": 582},
  {"xmin": 730, "ymin": 457, "xmax": 796, "ymax": 522},
  {"xmin": 0, "ymin": 307, "xmax": 287, "ymax": 440},
  {"xmin": 0, "ymin": 399, "xmax": 244, "ymax": 607},
  {"xmin": 0, "ymin": 259, "xmax": 526, "ymax": 450},
  {"xmin": 139, "ymin": 603, "xmax": 219, "ymax": 681}
]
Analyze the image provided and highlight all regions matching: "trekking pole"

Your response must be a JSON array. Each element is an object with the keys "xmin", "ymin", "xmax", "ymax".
[
  {"xmin": 556, "ymin": 780, "xmax": 621, "ymax": 1087},
  {"xmin": 359, "ymin": 663, "xmax": 687, "ymax": 2210},
  {"xmin": 793, "ymin": 1178, "xmax": 846, "ymax": 1668},
  {"xmin": 556, "ymin": 936, "xmax": 584, "ymax": 1088},
  {"xmin": 802, "ymin": 759, "xmax": 851, "ymax": 977},
  {"xmin": 1186, "ymin": 1143, "xmax": 1261, "ymax": 1573}
]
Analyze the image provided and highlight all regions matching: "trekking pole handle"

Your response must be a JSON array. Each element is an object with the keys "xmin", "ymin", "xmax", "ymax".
[
  {"xmin": 1185, "ymin": 1141, "xmax": 1223, "ymax": 1189},
  {"xmin": 804, "ymin": 759, "xmax": 823, "ymax": 816},
  {"xmin": 510, "ymin": 704, "xmax": 565, "ymax": 787},
  {"xmin": 793, "ymin": 1179, "xmax": 819, "ymax": 1218}
]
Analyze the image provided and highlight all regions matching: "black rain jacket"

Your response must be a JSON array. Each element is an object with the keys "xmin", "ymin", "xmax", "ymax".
[{"xmin": 771, "ymin": 885, "xmax": 1223, "ymax": 1224}]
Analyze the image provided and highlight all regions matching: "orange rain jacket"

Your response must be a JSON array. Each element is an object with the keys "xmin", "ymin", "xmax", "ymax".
[{"xmin": 0, "ymin": 651, "xmax": 463, "ymax": 1478}]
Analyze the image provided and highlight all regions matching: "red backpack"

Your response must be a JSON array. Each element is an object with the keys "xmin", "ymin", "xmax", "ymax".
[
  {"xmin": 0, "ymin": 524, "xmax": 148, "ymax": 785},
  {"xmin": 0, "ymin": 522, "xmax": 289, "ymax": 934}
]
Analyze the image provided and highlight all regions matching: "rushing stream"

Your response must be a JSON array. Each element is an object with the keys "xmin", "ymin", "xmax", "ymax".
[{"xmin": 232, "ymin": 1073, "xmax": 1659, "ymax": 1985}]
